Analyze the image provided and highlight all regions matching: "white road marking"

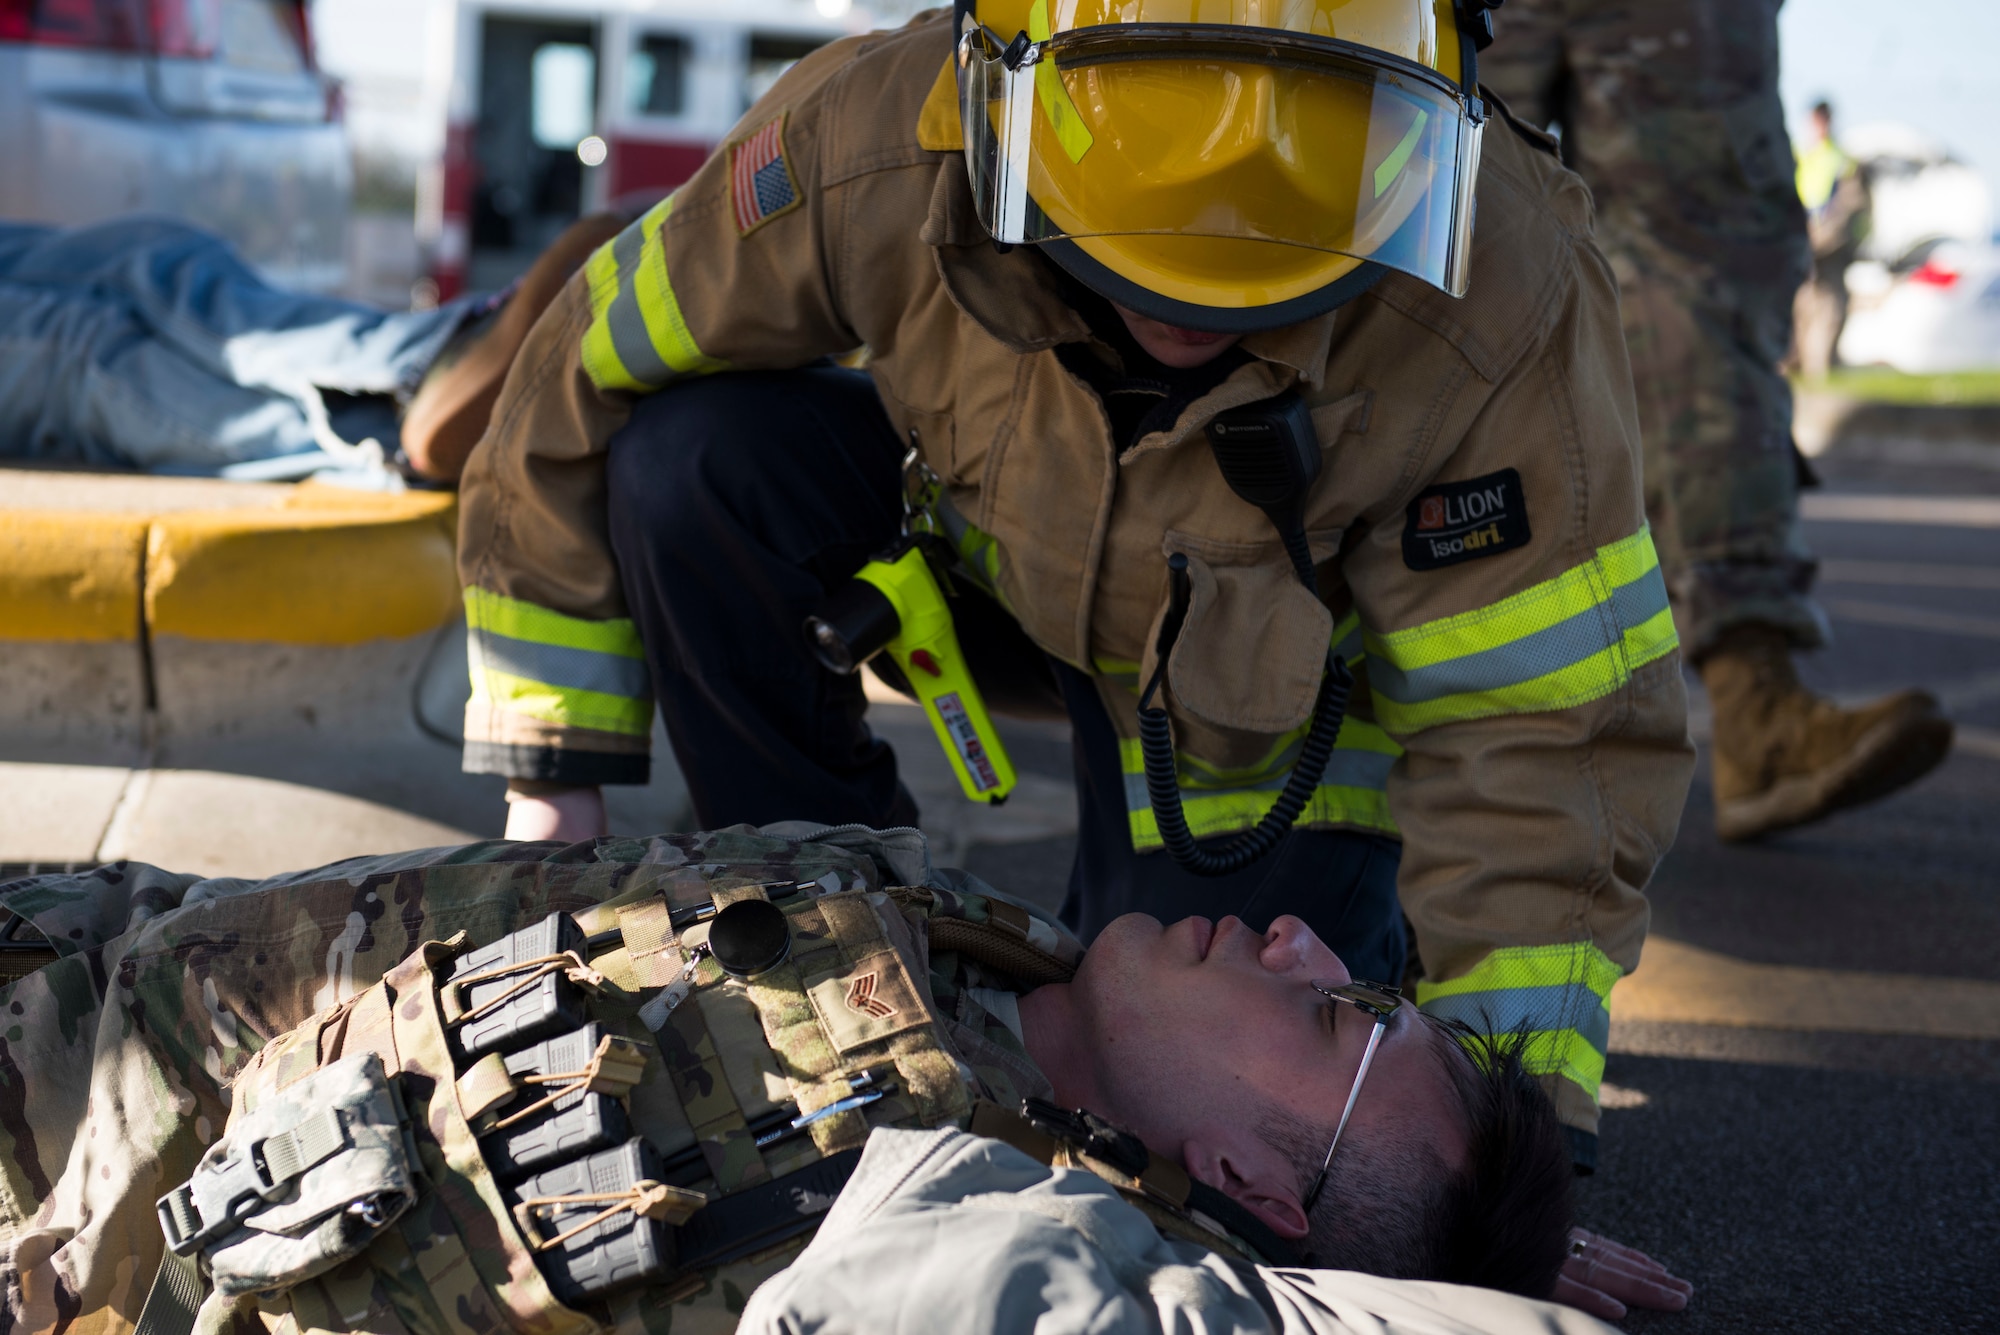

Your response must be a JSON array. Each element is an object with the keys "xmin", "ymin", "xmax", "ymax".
[
  {"xmin": 1802, "ymin": 493, "xmax": 2000, "ymax": 526},
  {"xmin": 1823, "ymin": 598, "xmax": 2000, "ymax": 641},
  {"xmin": 1597, "ymin": 1082, "xmax": 1651, "ymax": 1110},
  {"xmin": 1952, "ymin": 725, "xmax": 2000, "ymax": 763},
  {"xmin": 1818, "ymin": 558, "xmax": 2000, "ymax": 591},
  {"xmin": 1930, "ymin": 670, "xmax": 2000, "ymax": 713}
]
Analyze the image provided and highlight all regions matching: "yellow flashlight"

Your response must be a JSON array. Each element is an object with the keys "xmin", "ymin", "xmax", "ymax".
[{"xmin": 805, "ymin": 541, "xmax": 1018, "ymax": 805}]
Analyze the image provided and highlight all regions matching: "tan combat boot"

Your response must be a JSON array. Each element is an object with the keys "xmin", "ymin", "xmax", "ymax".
[{"xmin": 1700, "ymin": 625, "xmax": 1954, "ymax": 842}]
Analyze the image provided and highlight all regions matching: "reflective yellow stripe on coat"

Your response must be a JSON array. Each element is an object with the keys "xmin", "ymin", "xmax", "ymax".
[
  {"xmin": 1118, "ymin": 529, "xmax": 1674, "ymax": 851},
  {"xmin": 579, "ymin": 197, "xmax": 727, "ymax": 393},
  {"xmin": 465, "ymin": 589, "xmax": 653, "ymax": 738},
  {"xmin": 1365, "ymin": 527, "xmax": 1677, "ymax": 736},
  {"xmin": 1122, "ymin": 614, "xmax": 1402, "ymax": 851},
  {"xmin": 1416, "ymin": 942, "xmax": 1623, "ymax": 1100}
]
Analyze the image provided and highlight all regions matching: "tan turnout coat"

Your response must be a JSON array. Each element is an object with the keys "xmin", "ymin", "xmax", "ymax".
[{"xmin": 456, "ymin": 11, "xmax": 1694, "ymax": 1138}]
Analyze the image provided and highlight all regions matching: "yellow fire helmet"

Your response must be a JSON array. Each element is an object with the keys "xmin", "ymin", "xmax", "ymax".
[{"xmin": 954, "ymin": 0, "xmax": 1502, "ymax": 330}]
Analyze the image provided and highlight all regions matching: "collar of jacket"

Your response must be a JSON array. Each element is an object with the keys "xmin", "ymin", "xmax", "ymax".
[{"xmin": 919, "ymin": 157, "xmax": 1337, "ymax": 461}]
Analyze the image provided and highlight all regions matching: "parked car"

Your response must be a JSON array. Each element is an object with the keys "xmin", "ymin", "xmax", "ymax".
[
  {"xmin": 1840, "ymin": 241, "xmax": 2000, "ymax": 375},
  {"xmin": 1843, "ymin": 122, "xmax": 1991, "ymax": 270},
  {"xmin": 0, "ymin": 0, "xmax": 352, "ymax": 292}
]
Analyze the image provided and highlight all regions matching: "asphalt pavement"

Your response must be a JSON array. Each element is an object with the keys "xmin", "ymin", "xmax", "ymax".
[
  {"xmin": 948, "ymin": 451, "xmax": 2000, "ymax": 1335},
  {"xmin": 8, "ymin": 446, "xmax": 1990, "ymax": 1332}
]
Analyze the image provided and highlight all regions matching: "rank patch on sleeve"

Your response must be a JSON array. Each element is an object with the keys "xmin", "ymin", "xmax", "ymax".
[
  {"xmin": 1402, "ymin": 468, "xmax": 1531, "ymax": 571},
  {"xmin": 730, "ymin": 113, "xmax": 801, "ymax": 236}
]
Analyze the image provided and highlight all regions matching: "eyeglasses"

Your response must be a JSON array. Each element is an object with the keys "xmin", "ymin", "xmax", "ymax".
[{"xmin": 1299, "ymin": 979, "xmax": 1404, "ymax": 1215}]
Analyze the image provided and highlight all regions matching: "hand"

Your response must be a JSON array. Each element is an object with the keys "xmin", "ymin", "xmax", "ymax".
[
  {"xmin": 1553, "ymin": 1228, "xmax": 1692, "ymax": 1321},
  {"xmin": 503, "ymin": 786, "xmax": 609, "ymax": 842}
]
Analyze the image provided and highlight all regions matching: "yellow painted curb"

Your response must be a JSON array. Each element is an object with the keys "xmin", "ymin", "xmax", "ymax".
[
  {"xmin": 148, "ymin": 487, "xmax": 459, "ymax": 645},
  {"xmin": 0, "ymin": 511, "xmax": 148, "ymax": 641},
  {"xmin": 1, "ymin": 477, "xmax": 459, "ymax": 646}
]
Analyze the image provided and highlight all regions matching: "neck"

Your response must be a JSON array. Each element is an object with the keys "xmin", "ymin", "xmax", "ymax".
[{"xmin": 1016, "ymin": 983, "xmax": 1110, "ymax": 1112}]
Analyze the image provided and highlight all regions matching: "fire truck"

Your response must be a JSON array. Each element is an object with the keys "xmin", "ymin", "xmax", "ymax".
[{"xmin": 418, "ymin": 0, "xmax": 876, "ymax": 298}]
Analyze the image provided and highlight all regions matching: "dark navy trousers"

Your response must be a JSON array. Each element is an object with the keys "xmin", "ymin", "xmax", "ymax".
[{"xmin": 603, "ymin": 367, "xmax": 1405, "ymax": 983}]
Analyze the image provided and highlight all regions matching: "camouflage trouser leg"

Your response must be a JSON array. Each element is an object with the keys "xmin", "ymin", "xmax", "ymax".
[{"xmin": 1484, "ymin": 0, "xmax": 1826, "ymax": 659}]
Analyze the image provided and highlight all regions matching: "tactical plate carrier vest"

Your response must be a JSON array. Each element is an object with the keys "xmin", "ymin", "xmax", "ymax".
[{"xmin": 148, "ymin": 833, "xmax": 1286, "ymax": 1335}]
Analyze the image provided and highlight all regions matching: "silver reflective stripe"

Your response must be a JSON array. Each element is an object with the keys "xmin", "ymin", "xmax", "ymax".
[
  {"xmin": 1370, "ymin": 567, "xmax": 1671, "ymax": 705},
  {"xmin": 1609, "ymin": 564, "xmax": 1672, "ymax": 632},
  {"xmin": 1334, "ymin": 618, "xmax": 1364, "ymax": 664},
  {"xmin": 1419, "ymin": 984, "xmax": 1611, "ymax": 1054},
  {"xmin": 603, "ymin": 224, "xmax": 674, "ymax": 388},
  {"xmin": 1121, "ymin": 745, "xmax": 1396, "ymax": 814},
  {"xmin": 470, "ymin": 629, "xmax": 653, "ymax": 701}
]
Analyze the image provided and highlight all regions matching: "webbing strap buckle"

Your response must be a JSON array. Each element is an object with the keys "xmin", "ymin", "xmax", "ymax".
[
  {"xmin": 155, "ymin": 1108, "xmax": 348, "ymax": 1256},
  {"xmin": 1019, "ymin": 1098, "xmax": 1150, "ymax": 1178},
  {"xmin": 156, "ymin": 1185, "xmax": 214, "ymax": 1257}
]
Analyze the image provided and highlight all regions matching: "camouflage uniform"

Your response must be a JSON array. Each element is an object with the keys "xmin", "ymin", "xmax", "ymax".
[
  {"xmin": 0, "ymin": 829, "xmax": 1078, "ymax": 1335},
  {"xmin": 1483, "ymin": 0, "xmax": 1825, "ymax": 659}
]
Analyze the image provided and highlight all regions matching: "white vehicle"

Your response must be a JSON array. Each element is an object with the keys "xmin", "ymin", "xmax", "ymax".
[
  {"xmin": 0, "ymin": 0, "xmax": 351, "ymax": 291},
  {"xmin": 1839, "ymin": 241, "xmax": 2000, "ymax": 375},
  {"xmin": 1842, "ymin": 122, "xmax": 1992, "ymax": 268},
  {"xmin": 419, "ymin": 0, "xmax": 875, "ymax": 298}
]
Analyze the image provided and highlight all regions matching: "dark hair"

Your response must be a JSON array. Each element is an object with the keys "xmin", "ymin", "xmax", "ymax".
[
  {"xmin": 1812, "ymin": 100, "xmax": 1835, "ymax": 121},
  {"xmin": 1258, "ymin": 1021, "xmax": 1574, "ymax": 1298}
]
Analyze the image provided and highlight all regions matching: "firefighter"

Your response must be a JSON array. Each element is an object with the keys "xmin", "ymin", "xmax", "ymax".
[{"xmin": 456, "ymin": 1, "xmax": 1694, "ymax": 1168}]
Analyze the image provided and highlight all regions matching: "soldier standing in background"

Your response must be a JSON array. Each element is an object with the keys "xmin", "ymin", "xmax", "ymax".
[
  {"xmin": 1793, "ymin": 100, "xmax": 1871, "ymax": 380},
  {"xmin": 1483, "ymin": 0, "xmax": 1952, "ymax": 842}
]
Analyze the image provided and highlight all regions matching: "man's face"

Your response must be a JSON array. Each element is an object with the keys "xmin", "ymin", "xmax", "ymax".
[{"xmin": 1066, "ymin": 913, "xmax": 1467, "ymax": 1223}]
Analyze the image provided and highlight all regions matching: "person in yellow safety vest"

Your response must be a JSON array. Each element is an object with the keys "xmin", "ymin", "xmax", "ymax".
[
  {"xmin": 1793, "ymin": 99, "xmax": 1872, "ymax": 380},
  {"xmin": 457, "ymin": 0, "xmax": 1695, "ymax": 1191}
]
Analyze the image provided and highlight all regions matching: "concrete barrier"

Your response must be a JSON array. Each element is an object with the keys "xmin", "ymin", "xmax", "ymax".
[
  {"xmin": 0, "ymin": 466, "xmax": 1075, "ymax": 878},
  {"xmin": 2, "ymin": 471, "xmax": 458, "ymax": 753},
  {"xmin": 0, "ymin": 509, "xmax": 152, "ymax": 760},
  {"xmin": 0, "ymin": 468, "xmax": 691, "ymax": 872},
  {"xmin": 144, "ymin": 484, "xmax": 459, "ymax": 744}
]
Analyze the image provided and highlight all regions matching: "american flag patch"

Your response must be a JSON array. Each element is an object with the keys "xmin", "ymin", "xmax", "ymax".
[{"xmin": 730, "ymin": 115, "xmax": 800, "ymax": 236}]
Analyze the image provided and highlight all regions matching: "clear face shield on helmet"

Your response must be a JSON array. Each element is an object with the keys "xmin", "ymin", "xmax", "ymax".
[{"xmin": 956, "ymin": 20, "xmax": 1485, "ymax": 299}]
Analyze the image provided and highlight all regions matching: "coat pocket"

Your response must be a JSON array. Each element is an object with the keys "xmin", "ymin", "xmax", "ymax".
[
  {"xmin": 874, "ymin": 382, "xmax": 962, "ymax": 485},
  {"xmin": 1152, "ymin": 541, "xmax": 1333, "ymax": 736}
]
